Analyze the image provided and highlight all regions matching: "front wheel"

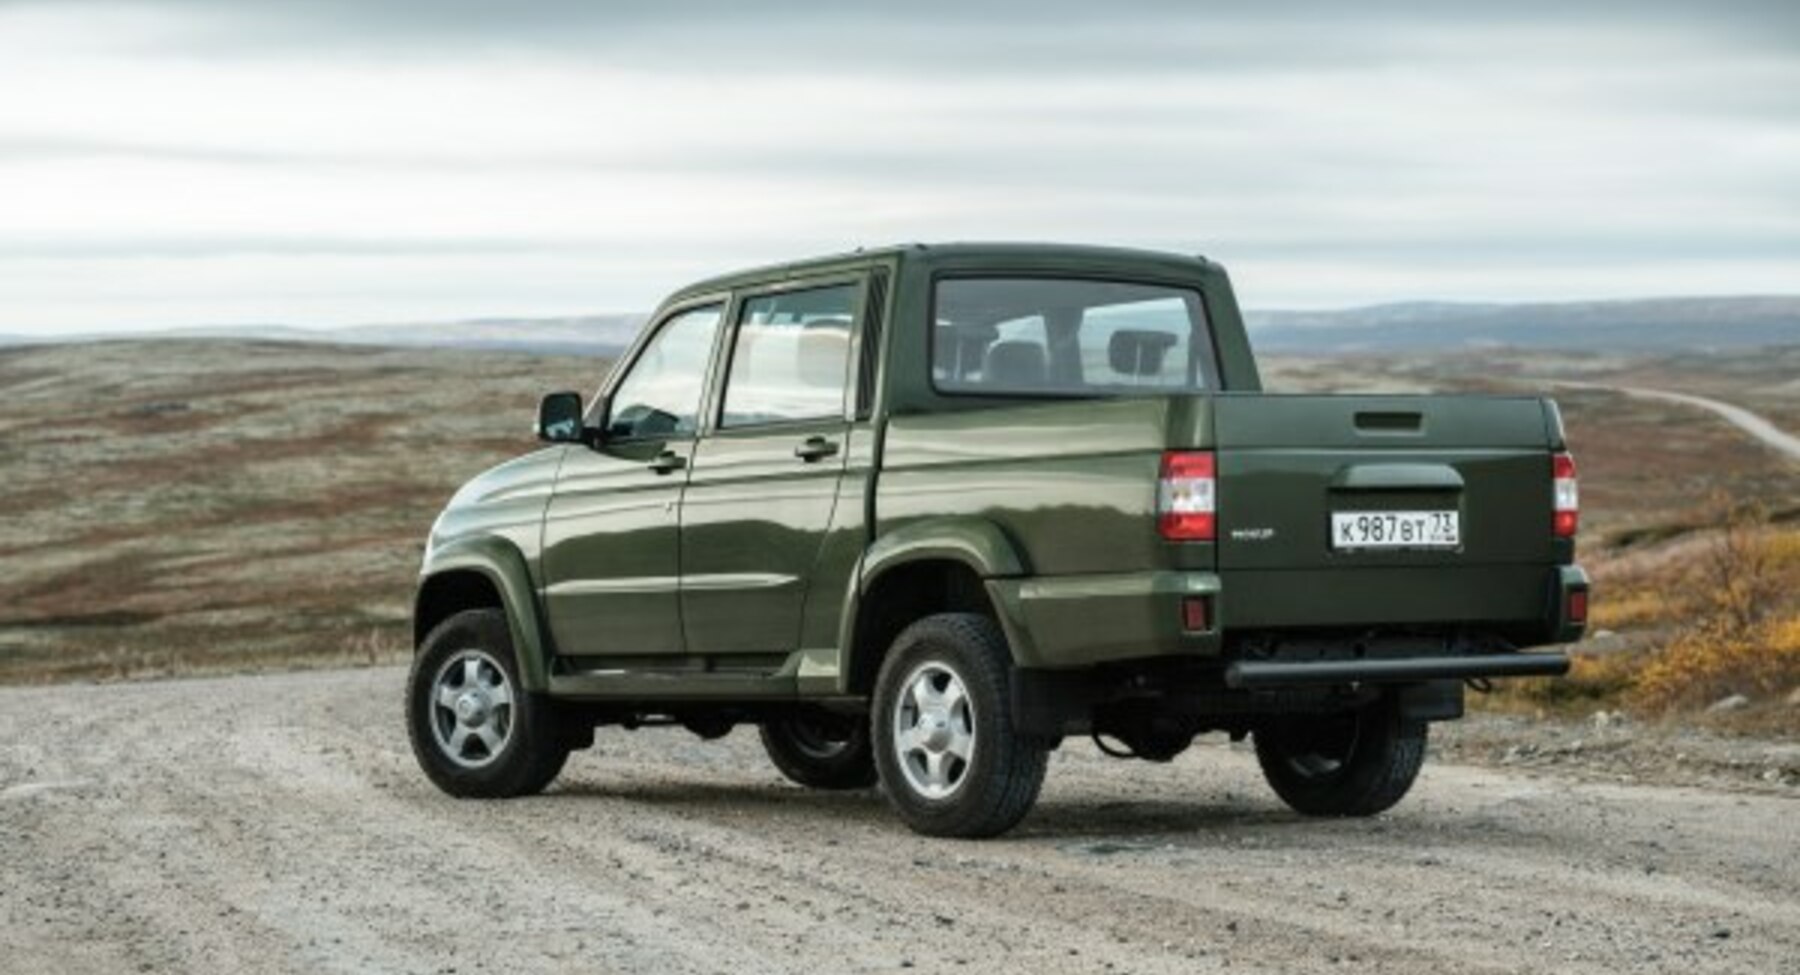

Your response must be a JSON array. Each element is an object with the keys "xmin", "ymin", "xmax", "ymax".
[
  {"xmin": 406, "ymin": 608, "xmax": 571, "ymax": 798},
  {"xmin": 1253, "ymin": 697, "xmax": 1427, "ymax": 817},
  {"xmin": 872, "ymin": 613, "xmax": 1047, "ymax": 838}
]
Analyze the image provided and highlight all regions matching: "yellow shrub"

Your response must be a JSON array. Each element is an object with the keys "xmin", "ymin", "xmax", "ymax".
[
  {"xmin": 1765, "ymin": 529, "xmax": 1800, "ymax": 571},
  {"xmin": 1589, "ymin": 591, "xmax": 1669, "ymax": 630},
  {"xmin": 1769, "ymin": 615, "xmax": 1800, "ymax": 654},
  {"xmin": 1633, "ymin": 612, "xmax": 1800, "ymax": 713},
  {"xmin": 1488, "ymin": 648, "xmax": 1641, "ymax": 711}
]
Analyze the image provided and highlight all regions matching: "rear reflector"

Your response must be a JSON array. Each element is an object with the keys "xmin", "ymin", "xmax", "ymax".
[
  {"xmin": 1552, "ymin": 452, "xmax": 1579, "ymax": 538},
  {"xmin": 1568, "ymin": 589, "xmax": 1589, "ymax": 624},
  {"xmin": 1181, "ymin": 596, "xmax": 1210, "ymax": 632},
  {"xmin": 1159, "ymin": 451, "xmax": 1216, "ymax": 541}
]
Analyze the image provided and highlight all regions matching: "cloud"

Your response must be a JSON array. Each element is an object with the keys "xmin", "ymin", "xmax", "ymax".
[{"xmin": 0, "ymin": 0, "xmax": 1796, "ymax": 331}]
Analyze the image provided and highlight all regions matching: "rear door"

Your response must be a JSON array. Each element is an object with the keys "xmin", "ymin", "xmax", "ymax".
[{"xmin": 677, "ymin": 278, "xmax": 862, "ymax": 657}]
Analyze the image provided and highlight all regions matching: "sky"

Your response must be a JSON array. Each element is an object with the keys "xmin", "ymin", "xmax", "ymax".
[{"xmin": 1, "ymin": 0, "xmax": 1797, "ymax": 334}]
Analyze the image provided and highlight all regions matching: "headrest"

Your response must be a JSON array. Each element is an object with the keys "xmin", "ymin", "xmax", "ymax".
[
  {"xmin": 983, "ymin": 340, "xmax": 1048, "ymax": 389},
  {"xmin": 796, "ymin": 318, "xmax": 850, "ymax": 388},
  {"xmin": 1108, "ymin": 329, "xmax": 1179, "ymax": 377},
  {"xmin": 936, "ymin": 322, "xmax": 999, "ymax": 378}
]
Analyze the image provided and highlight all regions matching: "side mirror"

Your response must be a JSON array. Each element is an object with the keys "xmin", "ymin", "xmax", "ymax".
[{"xmin": 535, "ymin": 391, "xmax": 585, "ymax": 444}]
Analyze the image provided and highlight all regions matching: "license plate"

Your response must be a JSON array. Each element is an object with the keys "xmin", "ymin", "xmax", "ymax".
[{"xmin": 1331, "ymin": 511, "xmax": 1460, "ymax": 550}]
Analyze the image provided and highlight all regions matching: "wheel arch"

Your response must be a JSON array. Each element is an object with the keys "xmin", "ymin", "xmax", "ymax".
[
  {"xmin": 414, "ymin": 536, "xmax": 553, "ymax": 692},
  {"xmin": 836, "ymin": 518, "xmax": 1033, "ymax": 696}
]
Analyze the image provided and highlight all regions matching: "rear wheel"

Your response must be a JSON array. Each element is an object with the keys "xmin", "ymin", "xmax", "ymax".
[
  {"xmin": 407, "ymin": 608, "xmax": 571, "ymax": 798},
  {"xmin": 872, "ymin": 613, "xmax": 1047, "ymax": 838},
  {"xmin": 760, "ymin": 710, "xmax": 878, "ymax": 790},
  {"xmin": 1253, "ymin": 697, "xmax": 1426, "ymax": 817}
]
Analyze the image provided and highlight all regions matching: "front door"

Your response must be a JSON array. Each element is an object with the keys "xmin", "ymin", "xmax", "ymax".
[
  {"xmin": 679, "ymin": 280, "xmax": 860, "ymax": 657},
  {"xmin": 541, "ymin": 302, "xmax": 725, "ymax": 659}
]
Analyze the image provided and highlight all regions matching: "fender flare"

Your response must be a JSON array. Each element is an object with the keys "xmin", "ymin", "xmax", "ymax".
[
  {"xmin": 859, "ymin": 517, "xmax": 1026, "ymax": 585},
  {"xmin": 416, "ymin": 536, "xmax": 554, "ymax": 692},
  {"xmin": 832, "ymin": 518, "xmax": 1032, "ymax": 693}
]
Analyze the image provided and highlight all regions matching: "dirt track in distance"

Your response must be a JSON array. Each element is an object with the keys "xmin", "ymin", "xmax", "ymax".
[
  {"xmin": 1546, "ymin": 381, "xmax": 1800, "ymax": 464},
  {"xmin": 3, "ymin": 667, "xmax": 1797, "ymax": 975}
]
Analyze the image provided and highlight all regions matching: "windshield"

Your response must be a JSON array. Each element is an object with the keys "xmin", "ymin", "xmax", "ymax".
[{"xmin": 931, "ymin": 277, "xmax": 1216, "ymax": 397}]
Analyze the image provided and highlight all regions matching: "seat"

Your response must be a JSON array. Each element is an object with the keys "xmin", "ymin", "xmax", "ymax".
[{"xmin": 983, "ymin": 340, "xmax": 1049, "ymax": 389}]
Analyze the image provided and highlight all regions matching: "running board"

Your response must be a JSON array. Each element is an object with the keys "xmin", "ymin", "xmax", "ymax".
[
  {"xmin": 548, "ymin": 652, "xmax": 799, "ymax": 701},
  {"xmin": 1224, "ymin": 653, "xmax": 1571, "ymax": 689}
]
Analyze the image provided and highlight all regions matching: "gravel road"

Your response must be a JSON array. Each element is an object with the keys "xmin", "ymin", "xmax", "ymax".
[
  {"xmin": 3, "ymin": 667, "xmax": 1796, "ymax": 975},
  {"xmin": 1547, "ymin": 381, "xmax": 1800, "ymax": 463},
  {"xmin": 1610, "ymin": 386, "xmax": 1800, "ymax": 463}
]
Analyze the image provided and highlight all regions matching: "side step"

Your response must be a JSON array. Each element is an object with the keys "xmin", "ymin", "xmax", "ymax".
[
  {"xmin": 547, "ymin": 652, "xmax": 799, "ymax": 701},
  {"xmin": 1224, "ymin": 652, "xmax": 1571, "ymax": 689}
]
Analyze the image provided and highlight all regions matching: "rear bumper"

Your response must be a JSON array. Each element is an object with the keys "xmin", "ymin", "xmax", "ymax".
[
  {"xmin": 1224, "ymin": 652, "xmax": 1570, "ymax": 689},
  {"xmin": 987, "ymin": 571, "xmax": 1223, "ymax": 669},
  {"xmin": 989, "ymin": 563, "xmax": 1589, "ymax": 670}
]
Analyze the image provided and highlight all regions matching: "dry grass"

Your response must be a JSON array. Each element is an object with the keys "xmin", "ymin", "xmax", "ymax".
[
  {"xmin": 0, "ymin": 339, "xmax": 603, "ymax": 684},
  {"xmin": 1631, "ymin": 506, "xmax": 1800, "ymax": 713},
  {"xmin": 1634, "ymin": 615, "xmax": 1800, "ymax": 713},
  {"xmin": 1490, "ymin": 503, "xmax": 1800, "ymax": 733}
]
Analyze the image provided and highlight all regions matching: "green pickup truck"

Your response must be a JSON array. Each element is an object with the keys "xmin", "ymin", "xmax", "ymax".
[{"xmin": 406, "ymin": 243, "xmax": 1587, "ymax": 837}]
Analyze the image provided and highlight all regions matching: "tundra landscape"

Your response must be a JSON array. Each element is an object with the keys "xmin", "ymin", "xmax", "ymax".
[
  {"xmin": 5, "ymin": 337, "xmax": 1796, "ymax": 727},
  {"xmin": 2, "ymin": 335, "xmax": 1798, "ymax": 974},
  {"xmin": 5, "ymin": 0, "xmax": 1799, "ymax": 969}
]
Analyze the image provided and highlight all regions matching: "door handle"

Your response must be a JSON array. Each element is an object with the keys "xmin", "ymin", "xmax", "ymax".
[
  {"xmin": 647, "ymin": 450, "xmax": 686, "ymax": 475},
  {"xmin": 794, "ymin": 436, "xmax": 840, "ymax": 463}
]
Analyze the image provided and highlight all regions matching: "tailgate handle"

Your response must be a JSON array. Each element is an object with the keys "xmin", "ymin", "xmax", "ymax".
[
  {"xmin": 1354, "ymin": 410, "xmax": 1423, "ymax": 433},
  {"xmin": 1329, "ymin": 463, "xmax": 1464, "ymax": 492}
]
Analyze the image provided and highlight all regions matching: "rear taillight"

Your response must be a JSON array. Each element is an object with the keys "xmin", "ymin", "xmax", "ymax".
[
  {"xmin": 1552, "ymin": 452, "xmax": 1579, "ymax": 538},
  {"xmin": 1159, "ymin": 451, "xmax": 1216, "ymax": 541}
]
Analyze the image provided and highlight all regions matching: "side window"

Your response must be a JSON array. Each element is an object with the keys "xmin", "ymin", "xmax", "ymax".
[
  {"xmin": 720, "ymin": 284, "xmax": 856, "ymax": 427},
  {"xmin": 605, "ymin": 304, "xmax": 723, "ymax": 440}
]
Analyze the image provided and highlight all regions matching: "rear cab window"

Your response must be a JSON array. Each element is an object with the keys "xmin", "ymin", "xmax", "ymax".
[{"xmin": 932, "ymin": 277, "xmax": 1217, "ymax": 397}]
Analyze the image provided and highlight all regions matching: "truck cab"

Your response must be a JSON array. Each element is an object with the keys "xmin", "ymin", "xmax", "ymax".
[{"xmin": 407, "ymin": 243, "xmax": 1587, "ymax": 837}]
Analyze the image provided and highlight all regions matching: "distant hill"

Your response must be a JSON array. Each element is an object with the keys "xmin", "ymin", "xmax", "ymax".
[
  {"xmin": 0, "ymin": 314, "xmax": 646, "ymax": 357},
  {"xmin": 1245, "ymin": 296, "xmax": 1800, "ymax": 352},
  {"xmin": 7, "ymin": 296, "xmax": 1798, "ymax": 355}
]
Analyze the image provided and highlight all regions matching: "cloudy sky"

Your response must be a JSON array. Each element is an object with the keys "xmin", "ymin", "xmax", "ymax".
[{"xmin": 2, "ymin": 1, "xmax": 1797, "ymax": 334}]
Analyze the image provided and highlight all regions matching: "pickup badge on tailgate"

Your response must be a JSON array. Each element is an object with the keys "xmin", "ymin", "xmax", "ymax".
[{"xmin": 1231, "ymin": 527, "xmax": 1277, "ymax": 542}]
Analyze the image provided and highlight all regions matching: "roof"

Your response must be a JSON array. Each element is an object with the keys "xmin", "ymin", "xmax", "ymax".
[{"xmin": 668, "ymin": 241, "xmax": 1218, "ymax": 301}]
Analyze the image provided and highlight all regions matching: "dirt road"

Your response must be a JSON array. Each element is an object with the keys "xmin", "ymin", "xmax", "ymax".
[
  {"xmin": 1613, "ymin": 386, "xmax": 1800, "ymax": 463},
  {"xmin": 1551, "ymin": 381, "xmax": 1800, "ymax": 464},
  {"xmin": 3, "ymin": 668, "xmax": 1796, "ymax": 975}
]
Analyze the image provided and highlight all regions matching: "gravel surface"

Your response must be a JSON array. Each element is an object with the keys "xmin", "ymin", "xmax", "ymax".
[{"xmin": 3, "ymin": 667, "xmax": 1797, "ymax": 975}]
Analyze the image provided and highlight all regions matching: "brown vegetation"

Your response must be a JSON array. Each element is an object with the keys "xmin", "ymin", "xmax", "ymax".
[
  {"xmin": 1630, "ymin": 502, "xmax": 1800, "ymax": 713},
  {"xmin": 1491, "ymin": 496, "xmax": 1800, "ymax": 733},
  {"xmin": 0, "ymin": 339, "xmax": 602, "ymax": 683}
]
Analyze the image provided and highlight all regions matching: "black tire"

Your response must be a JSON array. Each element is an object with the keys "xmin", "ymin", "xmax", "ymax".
[
  {"xmin": 872, "ymin": 613, "xmax": 1048, "ymax": 838},
  {"xmin": 760, "ymin": 710, "xmax": 879, "ymax": 790},
  {"xmin": 1253, "ymin": 696, "xmax": 1427, "ymax": 817},
  {"xmin": 406, "ymin": 608, "xmax": 571, "ymax": 798}
]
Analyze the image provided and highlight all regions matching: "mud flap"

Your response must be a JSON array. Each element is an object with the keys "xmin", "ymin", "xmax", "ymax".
[
  {"xmin": 1396, "ymin": 680, "xmax": 1464, "ymax": 722},
  {"xmin": 1011, "ymin": 668, "xmax": 1090, "ymax": 742}
]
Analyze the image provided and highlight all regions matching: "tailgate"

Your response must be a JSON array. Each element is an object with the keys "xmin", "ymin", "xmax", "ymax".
[{"xmin": 1211, "ymin": 394, "xmax": 1558, "ymax": 572}]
